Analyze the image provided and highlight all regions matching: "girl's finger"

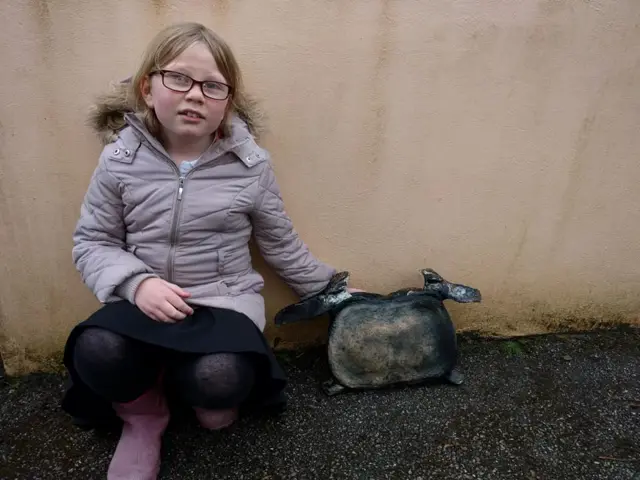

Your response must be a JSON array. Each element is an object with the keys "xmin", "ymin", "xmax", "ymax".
[
  {"xmin": 165, "ymin": 282, "xmax": 191, "ymax": 298},
  {"xmin": 160, "ymin": 301, "xmax": 186, "ymax": 321}
]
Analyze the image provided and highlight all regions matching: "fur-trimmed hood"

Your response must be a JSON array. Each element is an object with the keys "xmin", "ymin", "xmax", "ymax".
[{"xmin": 87, "ymin": 78, "xmax": 265, "ymax": 146}]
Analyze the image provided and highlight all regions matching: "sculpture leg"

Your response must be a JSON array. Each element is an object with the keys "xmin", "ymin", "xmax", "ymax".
[
  {"xmin": 322, "ymin": 379, "xmax": 347, "ymax": 396},
  {"xmin": 445, "ymin": 369, "xmax": 464, "ymax": 385}
]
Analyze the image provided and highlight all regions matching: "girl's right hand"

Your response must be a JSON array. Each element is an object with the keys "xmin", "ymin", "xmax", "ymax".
[{"xmin": 134, "ymin": 278, "xmax": 194, "ymax": 323}]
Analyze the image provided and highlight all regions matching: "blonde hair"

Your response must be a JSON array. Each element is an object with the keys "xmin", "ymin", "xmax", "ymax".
[{"xmin": 89, "ymin": 22, "xmax": 263, "ymax": 145}]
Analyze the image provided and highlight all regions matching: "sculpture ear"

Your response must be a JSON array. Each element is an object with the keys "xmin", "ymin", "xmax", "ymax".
[
  {"xmin": 439, "ymin": 283, "xmax": 482, "ymax": 304},
  {"xmin": 274, "ymin": 298, "xmax": 328, "ymax": 325},
  {"xmin": 421, "ymin": 268, "xmax": 445, "ymax": 284},
  {"xmin": 323, "ymin": 271, "xmax": 350, "ymax": 295}
]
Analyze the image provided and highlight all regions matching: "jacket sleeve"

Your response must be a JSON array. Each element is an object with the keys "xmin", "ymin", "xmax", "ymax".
[
  {"xmin": 250, "ymin": 162, "xmax": 337, "ymax": 299},
  {"xmin": 72, "ymin": 157, "xmax": 157, "ymax": 303}
]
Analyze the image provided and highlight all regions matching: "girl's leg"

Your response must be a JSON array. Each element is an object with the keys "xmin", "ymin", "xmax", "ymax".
[
  {"xmin": 72, "ymin": 327, "xmax": 169, "ymax": 480},
  {"xmin": 73, "ymin": 327, "xmax": 161, "ymax": 402},
  {"xmin": 165, "ymin": 352, "xmax": 256, "ymax": 430}
]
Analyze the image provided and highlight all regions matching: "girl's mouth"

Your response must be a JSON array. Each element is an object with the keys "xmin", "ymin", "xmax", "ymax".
[{"xmin": 178, "ymin": 109, "xmax": 205, "ymax": 120}]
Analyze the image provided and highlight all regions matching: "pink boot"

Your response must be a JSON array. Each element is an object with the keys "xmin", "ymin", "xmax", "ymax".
[
  {"xmin": 107, "ymin": 385, "xmax": 170, "ymax": 480},
  {"xmin": 194, "ymin": 406, "xmax": 238, "ymax": 431}
]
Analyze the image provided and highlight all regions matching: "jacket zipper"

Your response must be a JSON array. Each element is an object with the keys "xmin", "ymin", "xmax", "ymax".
[
  {"xmin": 138, "ymin": 140, "xmax": 191, "ymax": 283},
  {"xmin": 164, "ymin": 162, "xmax": 223, "ymax": 283},
  {"xmin": 139, "ymin": 143, "xmax": 184, "ymax": 284},
  {"xmin": 138, "ymin": 136, "xmax": 237, "ymax": 283},
  {"xmin": 166, "ymin": 175, "xmax": 185, "ymax": 283},
  {"xmin": 178, "ymin": 177, "xmax": 184, "ymax": 200}
]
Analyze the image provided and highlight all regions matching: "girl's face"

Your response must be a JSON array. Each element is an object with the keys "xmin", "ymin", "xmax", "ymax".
[{"xmin": 142, "ymin": 42, "xmax": 231, "ymax": 147}]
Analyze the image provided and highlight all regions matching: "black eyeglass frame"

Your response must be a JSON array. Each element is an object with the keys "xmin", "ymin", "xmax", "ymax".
[{"xmin": 150, "ymin": 69, "xmax": 233, "ymax": 100}]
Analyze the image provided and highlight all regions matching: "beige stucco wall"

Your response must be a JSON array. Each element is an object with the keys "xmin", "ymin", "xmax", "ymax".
[{"xmin": 1, "ymin": 0, "xmax": 639, "ymax": 374}]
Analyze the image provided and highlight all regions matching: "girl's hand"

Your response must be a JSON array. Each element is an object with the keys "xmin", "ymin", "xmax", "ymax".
[{"xmin": 135, "ymin": 278, "xmax": 194, "ymax": 323}]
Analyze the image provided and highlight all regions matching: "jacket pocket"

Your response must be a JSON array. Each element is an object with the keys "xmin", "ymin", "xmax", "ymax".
[{"xmin": 218, "ymin": 245, "xmax": 251, "ymax": 275}]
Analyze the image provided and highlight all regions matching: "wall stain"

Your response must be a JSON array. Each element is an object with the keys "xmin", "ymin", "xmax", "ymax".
[
  {"xmin": 539, "ymin": 0, "xmax": 572, "ymax": 17},
  {"xmin": 0, "ymin": 118, "xmax": 17, "ymax": 250},
  {"xmin": 207, "ymin": 0, "xmax": 230, "ymax": 25},
  {"xmin": 517, "ymin": 5, "xmax": 569, "ymax": 130},
  {"xmin": 551, "ymin": 88, "xmax": 602, "ymax": 257},
  {"xmin": 368, "ymin": 0, "xmax": 393, "ymax": 166},
  {"xmin": 30, "ymin": 0, "xmax": 53, "ymax": 68},
  {"xmin": 149, "ymin": 0, "xmax": 167, "ymax": 11},
  {"xmin": 32, "ymin": 0, "xmax": 52, "ymax": 32},
  {"xmin": 148, "ymin": 0, "xmax": 171, "ymax": 27},
  {"xmin": 507, "ymin": 219, "xmax": 530, "ymax": 275},
  {"xmin": 213, "ymin": 0, "xmax": 230, "ymax": 15},
  {"xmin": 28, "ymin": 0, "xmax": 59, "ymax": 142}
]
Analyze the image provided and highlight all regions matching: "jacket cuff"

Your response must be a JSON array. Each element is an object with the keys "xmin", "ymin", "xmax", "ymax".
[
  {"xmin": 114, "ymin": 273, "xmax": 157, "ymax": 304},
  {"xmin": 297, "ymin": 264, "xmax": 338, "ymax": 300}
]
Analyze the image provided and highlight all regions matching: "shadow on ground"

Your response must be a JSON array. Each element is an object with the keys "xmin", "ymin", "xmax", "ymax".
[{"xmin": 1, "ymin": 326, "xmax": 638, "ymax": 479}]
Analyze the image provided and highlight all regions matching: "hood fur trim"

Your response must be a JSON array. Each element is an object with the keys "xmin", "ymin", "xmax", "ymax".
[{"xmin": 87, "ymin": 79, "xmax": 133, "ymax": 146}]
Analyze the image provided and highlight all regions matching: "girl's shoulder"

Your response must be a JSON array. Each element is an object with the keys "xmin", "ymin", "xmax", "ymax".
[
  {"xmin": 224, "ymin": 114, "xmax": 273, "ymax": 172},
  {"xmin": 229, "ymin": 136, "xmax": 271, "ymax": 170},
  {"xmin": 97, "ymin": 126, "xmax": 143, "ymax": 166}
]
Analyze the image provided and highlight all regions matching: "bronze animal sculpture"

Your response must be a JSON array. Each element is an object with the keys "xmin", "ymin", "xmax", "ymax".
[{"xmin": 274, "ymin": 268, "xmax": 481, "ymax": 395}]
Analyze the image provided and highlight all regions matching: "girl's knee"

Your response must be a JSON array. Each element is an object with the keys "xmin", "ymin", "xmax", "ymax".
[
  {"xmin": 195, "ymin": 353, "xmax": 254, "ymax": 382},
  {"xmin": 74, "ymin": 327, "xmax": 130, "ymax": 363},
  {"xmin": 168, "ymin": 353, "xmax": 255, "ymax": 409},
  {"xmin": 72, "ymin": 328, "xmax": 162, "ymax": 402}
]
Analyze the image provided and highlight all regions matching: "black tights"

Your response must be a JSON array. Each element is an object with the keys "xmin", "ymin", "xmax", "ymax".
[{"xmin": 72, "ymin": 327, "xmax": 255, "ymax": 409}]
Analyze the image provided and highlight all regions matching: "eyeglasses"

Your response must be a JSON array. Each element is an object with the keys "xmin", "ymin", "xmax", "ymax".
[{"xmin": 151, "ymin": 70, "xmax": 232, "ymax": 100}]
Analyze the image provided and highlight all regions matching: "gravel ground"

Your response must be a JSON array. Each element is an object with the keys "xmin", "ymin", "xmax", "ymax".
[{"xmin": 1, "ymin": 326, "xmax": 638, "ymax": 480}]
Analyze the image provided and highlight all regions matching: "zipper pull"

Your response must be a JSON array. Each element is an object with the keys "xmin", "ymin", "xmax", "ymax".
[{"xmin": 178, "ymin": 177, "xmax": 184, "ymax": 201}]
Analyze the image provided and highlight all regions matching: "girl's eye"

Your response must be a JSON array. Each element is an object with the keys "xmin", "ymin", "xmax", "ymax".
[
  {"xmin": 202, "ymin": 82, "xmax": 230, "ymax": 99},
  {"xmin": 166, "ymin": 73, "xmax": 190, "ymax": 85}
]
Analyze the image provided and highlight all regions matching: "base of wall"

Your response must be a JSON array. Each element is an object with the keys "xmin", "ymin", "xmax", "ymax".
[{"xmin": 2, "ymin": 314, "xmax": 638, "ymax": 377}]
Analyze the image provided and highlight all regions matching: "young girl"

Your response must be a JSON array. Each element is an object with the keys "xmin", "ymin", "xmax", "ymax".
[{"xmin": 61, "ymin": 22, "xmax": 353, "ymax": 479}]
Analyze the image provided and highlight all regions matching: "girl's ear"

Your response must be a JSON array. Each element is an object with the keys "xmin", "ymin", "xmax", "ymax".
[{"xmin": 141, "ymin": 76, "xmax": 154, "ymax": 108}]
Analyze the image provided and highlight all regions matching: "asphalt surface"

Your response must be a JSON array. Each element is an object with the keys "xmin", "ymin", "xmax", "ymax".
[{"xmin": 1, "ymin": 326, "xmax": 638, "ymax": 479}]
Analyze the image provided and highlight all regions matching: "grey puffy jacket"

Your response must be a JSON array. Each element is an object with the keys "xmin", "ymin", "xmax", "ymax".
[{"xmin": 72, "ymin": 111, "xmax": 336, "ymax": 330}]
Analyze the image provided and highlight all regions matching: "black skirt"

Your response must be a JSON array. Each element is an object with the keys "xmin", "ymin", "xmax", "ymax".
[{"xmin": 61, "ymin": 300, "xmax": 287, "ymax": 429}]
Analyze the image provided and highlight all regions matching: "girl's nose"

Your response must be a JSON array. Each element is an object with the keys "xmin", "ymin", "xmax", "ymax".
[{"xmin": 184, "ymin": 84, "xmax": 205, "ymax": 102}]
